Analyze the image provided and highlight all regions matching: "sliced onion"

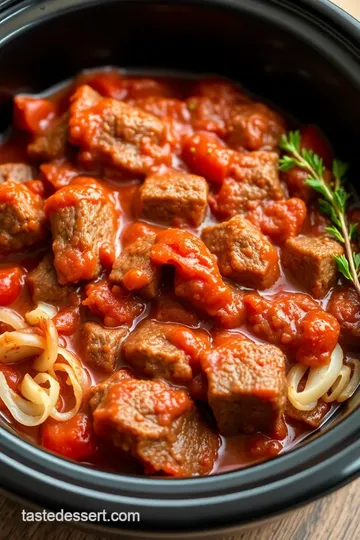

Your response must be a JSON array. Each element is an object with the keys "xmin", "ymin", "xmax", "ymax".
[
  {"xmin": 49, "ymin": 362, "xmax": 83, "ymax": 422},
  {"xmin": 58, "ymin": 346, "xmax": 88, "ymax": 387},
  {"xmin": 26, "ymin": 302, "xmax": 57, "ymax": 325},
  {"xmin": 0, "ymin": 332, "xmax": 45, "ymax": 364},
  {"xmin": 0, "ymin": 308, "xmax": 28, "ymax": 330},
  {"xmin": 33, "ymin": 319, "xmax": 58, "ymax": 372},
  {"xmin": 323, "ymin": 365, "xmax": 351, "ymax": 403},
  {"xmin": 287, "ymin": 363, "xmax": 318, "ymax": 411},
  {"xmin": 0, "ymin": 372, "xmax": 60, "ymax": 426},
  {"xmin": 288, "ymin": 344, "xmax": 343, "ymax": 410},
  {"xmin": 337, "ymin": 359, "xmax": 360, "ymax": 402}
]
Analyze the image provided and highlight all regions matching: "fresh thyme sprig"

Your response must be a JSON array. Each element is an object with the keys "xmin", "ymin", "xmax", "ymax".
[{"xmin": 279, "ymin": 130, "xmax": 360, "ymax": 296}]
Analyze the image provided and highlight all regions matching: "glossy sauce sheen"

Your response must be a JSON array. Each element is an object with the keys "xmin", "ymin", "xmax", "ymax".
[{"xmin": 0, "ymin": 70, "xmax": 357, "ymax": 476}]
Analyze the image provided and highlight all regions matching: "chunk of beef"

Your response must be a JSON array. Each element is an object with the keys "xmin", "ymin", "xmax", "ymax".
[
  {"xmin": 209, "ymin": 151, "xmax": 283, "ymax": 218},
  {"xmin": 90, "ymin": 374, "xmax": 219, "ymax": 476},
  {"xmin": 44, "ymin": 178, "xmax": 117, "ymax": 284},
  {"xmin": 282, "ymin": 235, "xmax": 343, "ymax": 298},
  {"xmin": 202, "ymin": 333, "xmax": 287, "ymax": 435},
  {"xmin": 80, "ymin": 322, "xmax": 128, "ymax": 372},
  {"xmin": 28, "ymin": 114, "xmax": 68, "ymax": 161},
  {"xmin": 286, "ymin": 399, "xmax": 330, "ymax": 428},
  {"xmin": 110, "ymin": 234, "xmax": 160, "ymax": 300},
  {"xmin": 327, "ymin": 286, "xmax": 360, "ymax": 345},
  {"xmin": 123, "ymin": 319, "xmax": 209, "ymax": 384},
  {"xmin": 27, "ymin": 254, "xmax": 75, "ymax": 305},
  {"xmin": 136, "ymin": 171, "xmax": 208, "ymax": 227},
  {"xmin": 0, "ymin": 181, "xmax": 46, "ymax": 253},
  {"xmin": 0, "ymin": 163, "xmax": 33, "ymax": 183},
  {"xmin": 69, "ymin": 85, "xmax": 169, "ymax": 175},
  {"xmin": 226, "ymin": 103, "xmax": 285, "ymax": 151},
  {"xmin": 202, "ymin": 215, "xmax": 279, "ymax": 289}
]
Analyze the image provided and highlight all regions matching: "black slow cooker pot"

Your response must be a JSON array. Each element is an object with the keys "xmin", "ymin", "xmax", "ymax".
[{"xmin": 0, "ymin": 0, "xmax": 360, "ymax": 537}]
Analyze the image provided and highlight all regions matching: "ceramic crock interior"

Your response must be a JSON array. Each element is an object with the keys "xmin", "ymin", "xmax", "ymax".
[{"xmin": 0, "ymin": 0, "xmax": 359, "ymax": 469}]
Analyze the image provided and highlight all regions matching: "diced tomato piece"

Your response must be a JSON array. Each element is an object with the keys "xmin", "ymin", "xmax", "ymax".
[
  {"xmin": 301, "ymin": 125, "xmax": 333, "ymax": 169},
  {"xmin": 121, "ymin": 222, "xmax": 162, "ymax": 248},
  {"xmin": 247, "ymin": 198, "xmax": 307, "ymax": 245},
  {"xmin": 0, "ymin": 365, "xmax": 21, "ymax": 409},
  {"xmin": 182, "ymin": 132, "xmax": 231, "ymax": 184},
  {"xmin": 24, "ymin": 180, "xmax": 45, "ymax": 197},
  {"xmin": 297, "ymin": 310, "xmax": 340, "ymax": 367},
  {"xmin": 40, "ymin": 161, "xmax": 80, "ymax": 190},
  {"xmin": 84, "ymin": 71, "xmax": 127, "ymax": 100},
  {"xmin": 151, "ymin": 229, "xmax": 231, "ymax": 316},
  {"xmin": 246, "ymin": 435, "xmax": 283, "ymax": 459},
  {"xmin": 13, "ymin": 96, "xmax": 56, "ymax": 134},
  {"xmin": 244, "ymin": 292, "xmax": 340, "ymax": 366},
  {"xmin": 83, "ymin": 279, "xmax": 145, "ymax": 327},
  {"xmin": 41, "ymin": 413, "xmax": 99, "ymax": 461},
  {"xmin": 0, "ymin": 266, "xmax": 24, "ymax": 305},
  {"xmin": 53, "ymin": 307, "xmax": 80, "ymax": 336}
]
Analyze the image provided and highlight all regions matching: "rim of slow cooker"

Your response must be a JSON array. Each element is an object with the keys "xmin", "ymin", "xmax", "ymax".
[{"xmin": 0, "ymin": 0, "xmax": 359, "ymax": 531}]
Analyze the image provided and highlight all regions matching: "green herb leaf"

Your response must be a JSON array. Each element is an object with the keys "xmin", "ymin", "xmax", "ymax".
[
  {"xmin": 304, "ymin": 177, "xmax": 329, "ymax": 198},
  {"xmin": 333, "ymin": 187, "xmax": 350, "ymax": 213},
  {"xmin": 325, "ymin": 226, "xmax": 344, "ymax": 243},
  {"xmin": 353, "ymin": 252, "xmax": 360, "ymax": 272},
  {"xmin": 333, "ymin": 160, "xmax": 349, "ymax": 181},
  {"xmin": 279, "ymin": 156, "xmax": 298, "ymax": 171},
  {"xmin": 301, "ymin": 148, "xmax": 326, "ymax": 177},
  {"xmin": 349, "ymin": 223, "xmax": 359, "ymax": 240},
  {"xmin": 280, "ymin": 130, "xmax": 301, "ymax": 154},
  {"xmin": 334, "ymin": 254, "xmax": 353, "ymax": 282},
  {"xmin": 318, "ymin": 199, "xmax": 341, "ymax": 227}
]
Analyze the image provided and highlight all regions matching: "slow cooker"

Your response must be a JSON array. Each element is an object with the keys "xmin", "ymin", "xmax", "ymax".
[{"xmin": 0, "ymin": 0, "xmax": 359, "ymax": 537}]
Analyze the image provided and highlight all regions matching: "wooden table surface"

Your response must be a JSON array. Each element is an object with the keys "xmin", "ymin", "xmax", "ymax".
[{"xmin": 1, "ymin": 1, "xmax": 359, "ymax": 539}]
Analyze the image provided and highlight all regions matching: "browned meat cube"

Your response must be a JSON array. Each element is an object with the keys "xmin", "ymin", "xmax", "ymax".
[
  {"xmin": 282, "ymin": 235, "xmax": 344, "ymax": 298},
  {"xmin": 80, "ymin": 322, "xmax": 128, "ymax": 372},
  {"xmin": 201, "ymin": 215, "xmax": 279, "ymax": 289},
  {"xmin": 202, "ymin": 333, "xmax": 287, "ymax": 435},
  {"xmin": 28, "ymin": 114, "xmax": 68, "ymax": 161},
  {"xmin": 0, "ymin": 163, "xmax": 33, "ymax": 183},
  {"xmin": 27, "ymin": 254, "xmax": 75, "ymax": 306},
  {"xmin": 123, "ymin": 319, "xmax": 209, "ymax": 384},
  {"xmin": 0, "ymin": 181, "xmax": 46, "ymax": 253},
  {"xmin": 209, "ymin": 152, "xmax": 284, "ymax": 219},
  {"xmin": 327, "ymin": 286, "xmax": 360, "ymax": 344},
  {"xmin": 136, "ymin": 171, "xmax": 208, "ymax": 227},
  {"xmin": 110, "ymin": 235, "xmax": 160, "ymax": 300},
  {"xmin": 285, "ymin": 399, "xmax": 330, "ymax": 428},
  {"xmin": 90, "ymin": 373, "xmax": 219, "ymax": 476},
  {"xmin": 226, "ymin": 103, "xmax": 285, "ymax": 151},
  {"xmin": 44, "ymin": 178, "xmax": 117, "ymax": 284},
  {"xmin": 69, "ymin": 85, "xmax": 169, "ymax": 175}
]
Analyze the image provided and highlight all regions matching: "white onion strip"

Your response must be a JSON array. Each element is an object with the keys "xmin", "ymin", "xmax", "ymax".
[
  {"xmin": 0, "ymin": 308, "xmax": 28, "ymax": 330},
  {"xmin": 0, "ymin": 332, "xmax": 45, "ymax": 364},
  {"xmin": 0, "ymin": 306, "xmax": 85, "ymax": 426},
  {"xmin": 33, "ymin": 319, "xmax": 58, "ymax": 372},
  {"xmin": 0, "ymin": 372, "xmax": 60, "ymax": 426},
  {"xmin": 323, "ymin": 365, "xmax": 351, "ymax": 403},
  {"xmin": 49, "ymin": 363, "xmax": 83, "ymax": 422},
  {"xmin": 337, "ymin": 359, "xmax": 360, "ymax": 402},
  {"xmin": 288, "ymin": 345, "xmax": 343, "ymax": 410}
]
